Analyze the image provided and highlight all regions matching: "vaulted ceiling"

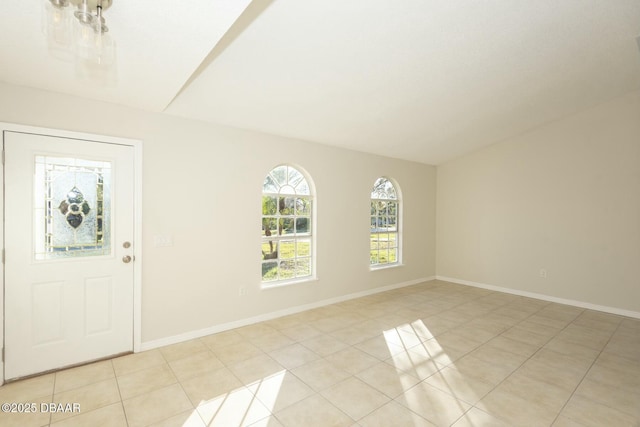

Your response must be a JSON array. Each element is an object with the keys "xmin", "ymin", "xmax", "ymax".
[{"xmin": 2, "ymin": 1, "xmax": 640, "ymax": 164}]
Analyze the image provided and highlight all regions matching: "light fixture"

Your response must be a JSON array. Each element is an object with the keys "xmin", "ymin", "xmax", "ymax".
[
  {"xmin": 44, "ymin": 0, "xmax": 116, "ymax": 69},
  {"xmin": 48, "ymin": 0, "xmax": 112, "ymax": 32}
]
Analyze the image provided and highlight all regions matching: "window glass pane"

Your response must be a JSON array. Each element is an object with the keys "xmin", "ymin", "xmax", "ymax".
[
  {"xmin": 370, "ymin": 250, "xmax": 378, "ymax": 264},
  {"xmin": 295, "ymin": 180, "xmax": 310, "ymax": 195},
  {"xmin": 376, "ymin": 201, "xmax": 388, "ymax": 215},
  {"xmin": 288, "ymin": 167, "xmax": 304, "ymax": 188},
  {"xmin": 279, "ymin": 218, "xmax": 295, "ymax": 235},
  {"xmin": 386, "ymin": 221, "xmax": 397, "ymax": 232},
  {"xmin": 297, "ymin": 239, "xmax": 311, "ymax": 257},
  {"xmin": 370, "ymin": 239, "xmax": 378, "ymax": 251},
  {"xmin": 262, "ymin": 218, "xmax": 278, "ymax": 237},
  {"xmin": 262, "ymin": 261, "xmax": 278, "ymax": 281},
  {"xmin": 263, "ymin": 175, "xmax": 278, "ymax": 193},
  {"xmin": 370, "ymin": 217, "xmax": 377, "ymax": 231},
  {"xmin": 280, "ymin": 185, "xmax": 296, "ymax": 195},
  {"xmin": 295, "ymin": 217, "xmax": 309, "ymax": 234},
  {"xmin": 387, "ymin": 201, "xmax": 397, "ymax": 215},
  {"xmin": 296, "ymin": 198, "xmax": 311, "ymax": 215},
  {"xmin": 389, "ymin": 248, "xmax": 397, "ymax": 263},
  {"xmin": 262, "ymin": 241, "xmax": 278, "ymax": 260},
  {"xmin": 378, "ymin": 233, "xmax": 389, "ymax": 249},
  {"xmin": 379, "ymin": 248, "xmax": 390, "ymax": 264},
  {"xmin": 35, "ymin": 155, "xmax": 111, "ymax": 260},
  {"xmin": 280, "ymin": 241, "xmax": 295, "ymax": 259},
  {"xmin": 262, "ymin": 196, "xmax": 277, "ymax": 215},
  {"xmin": 279, "ymin": 260, "xmax": 295, "ymax": 279},
  {"xmin": 389, "ymin": 232, "xmax": 398, "ymax": 248},
  {"xmin": 371, "ymin": 177, "xmax": 397, "ymax": 200},
  {"xmin": 272, "ymin": 166, "xmax": 287, "ymax": 186},
  {"xmin": 296, "ymin": 258, "xmax": 311, "ymax": 277},
  {"xmin": 279, "ymin": 197, "xmax": 295, "ymax": 215}
]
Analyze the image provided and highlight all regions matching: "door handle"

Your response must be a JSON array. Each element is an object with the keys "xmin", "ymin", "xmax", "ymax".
[{"xmin": 122, "ymin": 255, "xmax": 132, "ymax": 264}]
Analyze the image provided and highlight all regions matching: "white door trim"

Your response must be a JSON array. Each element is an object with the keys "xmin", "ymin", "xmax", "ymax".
[{"xmin": 0, "ymin": 122, "xmax": 143, "ymax": 385}]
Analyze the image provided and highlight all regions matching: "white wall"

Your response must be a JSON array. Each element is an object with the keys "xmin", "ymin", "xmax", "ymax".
[
  {"xmin": 436, "ymin": 90, "xmax": 640, "ymax": 314},
  {"xmin": 0, "ymin": 82, "xmax": 436, "ymax": 344}
]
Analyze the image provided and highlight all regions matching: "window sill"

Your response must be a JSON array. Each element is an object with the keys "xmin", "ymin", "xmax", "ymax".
[
  {"xmin": 261, "ymin": 276, "xmax": 318, "ymax": 290},
  {"xmin": 370, "ymin": 263, "xmax": 404, "ymax": 272}
]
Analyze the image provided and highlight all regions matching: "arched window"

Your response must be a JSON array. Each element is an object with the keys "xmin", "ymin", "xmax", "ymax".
[
  {"xmin": 262, "ymin": 165, "xmax": 313, "ymax": 283},
  {"xmin": 370, "ymin": 177, "xmax": 400, "ymax": 267}
]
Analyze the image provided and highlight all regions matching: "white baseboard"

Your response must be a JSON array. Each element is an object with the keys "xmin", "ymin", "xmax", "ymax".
[
  {"xmin": 140, "ymin": 276, "xmax": 436, "ymax": 351},
  {"xmin": 436, "ymin": 276, "xmax": 640, "ymax": 319}
]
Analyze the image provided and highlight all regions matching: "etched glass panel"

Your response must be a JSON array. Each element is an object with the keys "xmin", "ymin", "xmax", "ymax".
[{"xmin": 35, "ymin": 156, "xmax": 111, "ymax": 260}]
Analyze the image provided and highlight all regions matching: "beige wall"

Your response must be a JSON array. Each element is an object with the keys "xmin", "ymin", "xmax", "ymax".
[
  {"xmin": 0, "ymin": 82, "xmax": 437, "ymax": 344},
  {"xmin": 436, "ymin": 90, "xmax": 640, "ymax": 313}
]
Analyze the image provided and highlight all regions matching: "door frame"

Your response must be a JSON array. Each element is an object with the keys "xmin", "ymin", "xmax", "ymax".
[{"xmin": 0, "ymin": 122, "xmax": 143, "ymax": 385}]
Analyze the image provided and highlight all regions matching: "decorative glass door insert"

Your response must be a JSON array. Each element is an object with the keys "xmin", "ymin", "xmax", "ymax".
[{"xmin": 34, "ymin": 155, "xmax": 111, "ymax": 260}]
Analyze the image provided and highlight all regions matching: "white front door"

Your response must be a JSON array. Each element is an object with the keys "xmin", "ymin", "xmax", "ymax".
[{"xmin": 4, "ymin": 131, "xmax": 135, "ymax": 380}]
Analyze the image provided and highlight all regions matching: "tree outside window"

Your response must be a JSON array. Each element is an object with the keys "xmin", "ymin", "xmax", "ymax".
[
  {"xmin": 262, "ymin": 165, "xmax": 313, "ymax": 283},
  {"xmin": 370, "ymin": 177, "xmax": 400, "ymax": 267}
]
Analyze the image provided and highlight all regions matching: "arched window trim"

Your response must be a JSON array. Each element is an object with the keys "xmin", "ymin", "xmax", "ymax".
[
  {"xmin": 370, "ymin": 176, "xmax": 402, "ymax": 269},
  {"xmin": 261, "ymin": 164, "xmax": 315, "ymax": 286}
]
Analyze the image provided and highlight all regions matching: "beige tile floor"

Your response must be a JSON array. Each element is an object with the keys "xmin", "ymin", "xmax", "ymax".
[{"xmin": 1, "ymin": 280, "xmax": 639, "ymax": 427}]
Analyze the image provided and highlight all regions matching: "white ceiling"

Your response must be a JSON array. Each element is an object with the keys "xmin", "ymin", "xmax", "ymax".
[{"xmin": 2, "ymin": 1, "xmax": 640, "ymax": 165}]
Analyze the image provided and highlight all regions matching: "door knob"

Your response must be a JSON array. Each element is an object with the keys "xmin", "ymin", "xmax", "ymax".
[{"xmin": 122, "ymin": 255, "xmax": 132, "ymax": 263}]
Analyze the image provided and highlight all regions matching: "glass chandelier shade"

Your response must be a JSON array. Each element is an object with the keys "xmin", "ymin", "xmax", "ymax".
[{"xmin": 43, "ymin": 0, "xmax": 115, "ymax": 67}]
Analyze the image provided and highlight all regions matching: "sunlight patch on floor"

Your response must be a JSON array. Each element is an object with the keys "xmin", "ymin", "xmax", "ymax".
[{"xmin": 193, "ymin": 370, "xmax": 286, "ymax": 426}]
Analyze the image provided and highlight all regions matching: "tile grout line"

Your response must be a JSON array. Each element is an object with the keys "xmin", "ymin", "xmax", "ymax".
[
  {"xmin": 47, "ymin": 372, "xmax": 56, "ymax": 427},
  {"xmin": 110, "ymin": 359, "xmax": 131, "ymax": 427},
  {"xmin": 160, "ymin": 345, "xmax": 210, "ymax": 427},
  {"xmin": 548, "ymin": 317, "xmax": 624, "ymax": 426},
  {"xmin": 382, "ymin": 287, "xmax": 528, "ymax": 426},
  {"xmin": 453, "ymin": 302, "xmax": 583, "ymax": 426},
  {"xmin": 448, "ymin": 300, "xmax": 556, "ymax": 425}
]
